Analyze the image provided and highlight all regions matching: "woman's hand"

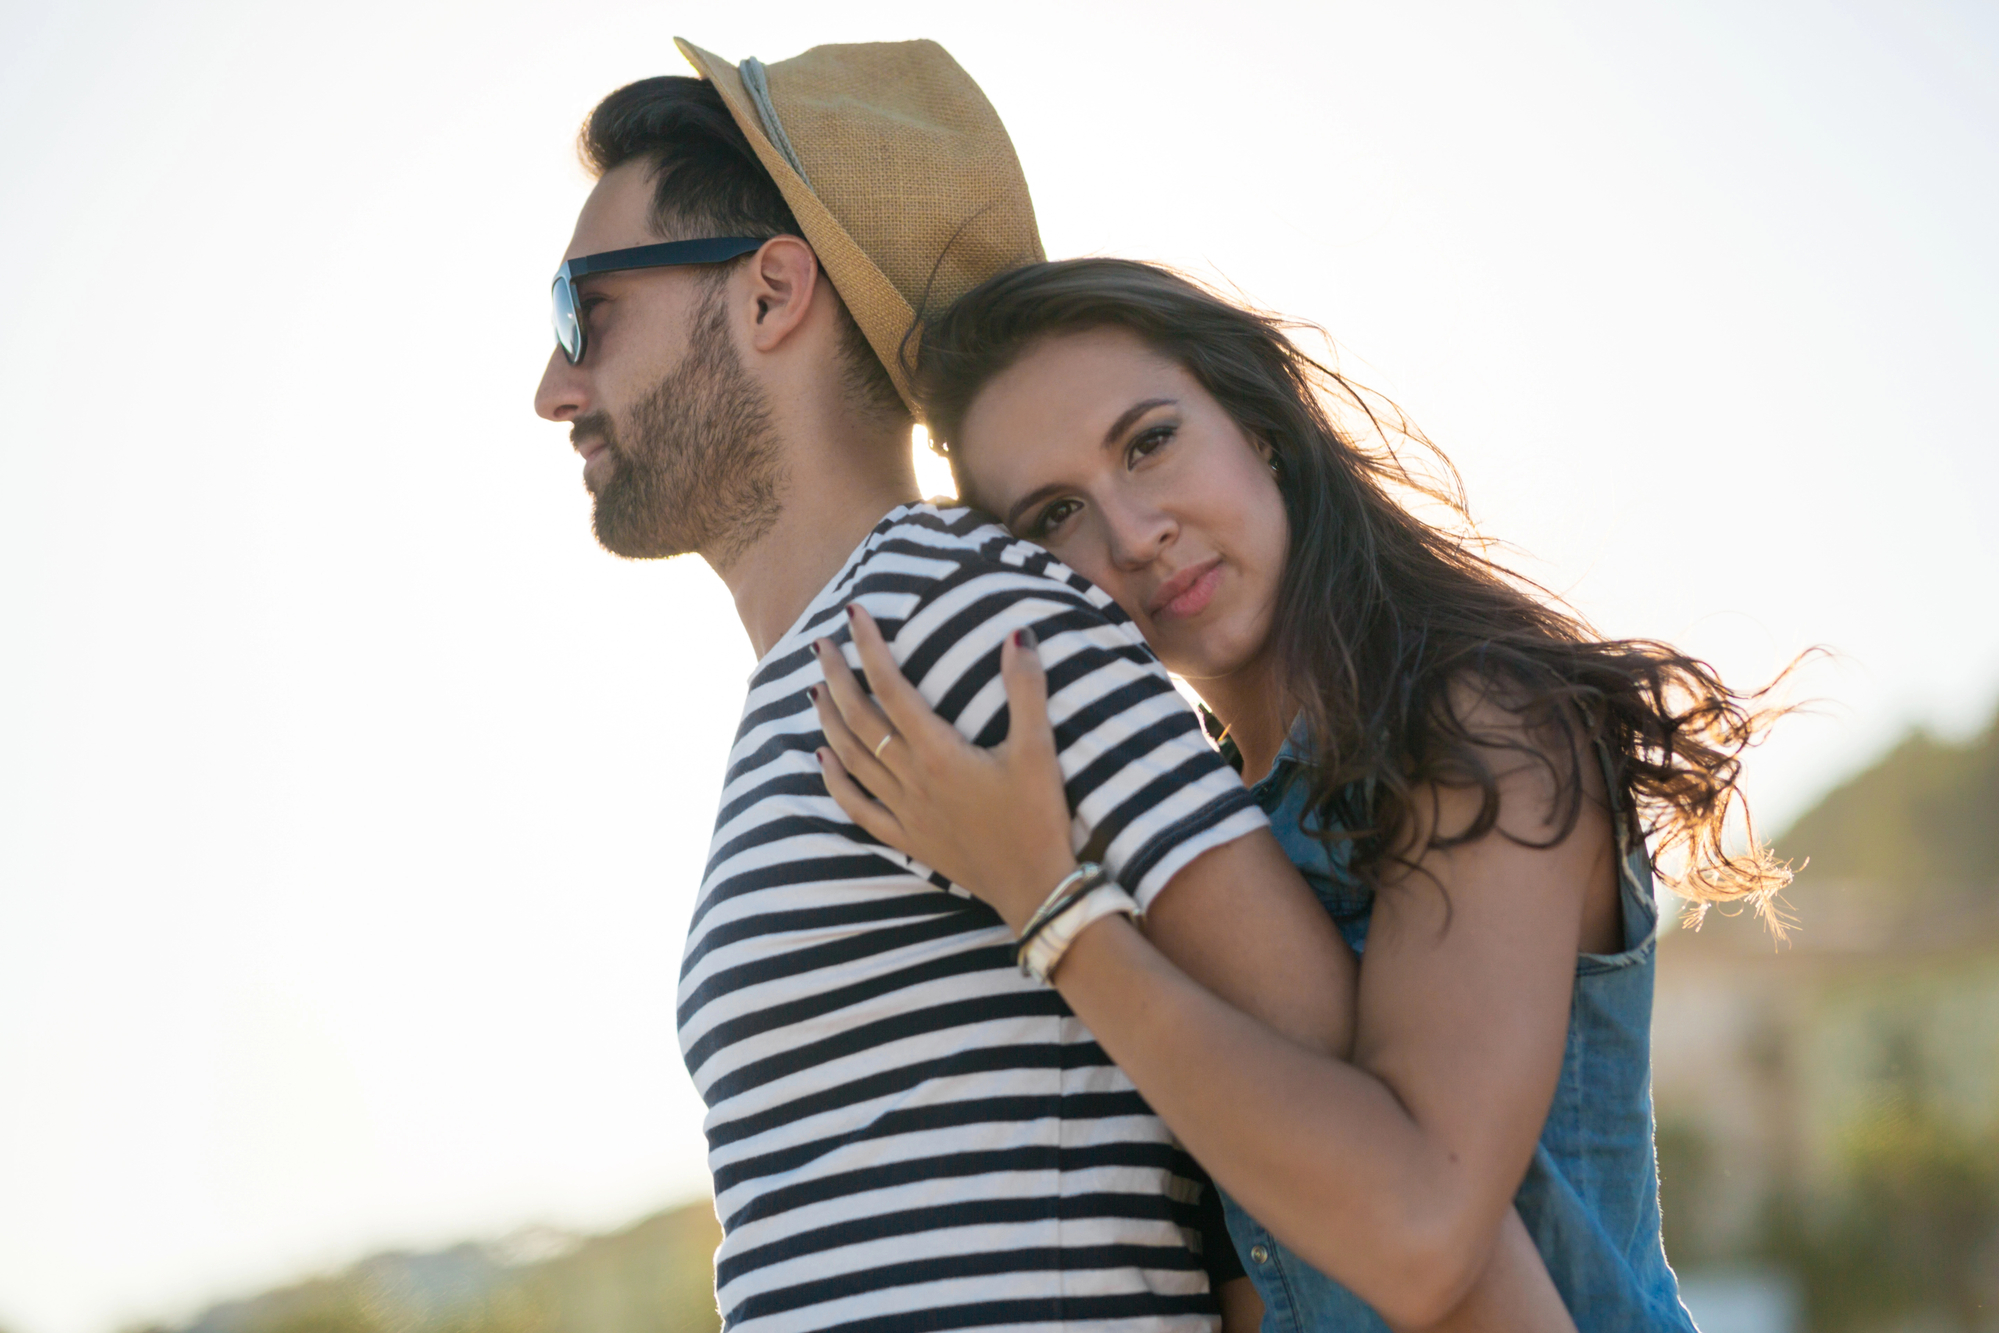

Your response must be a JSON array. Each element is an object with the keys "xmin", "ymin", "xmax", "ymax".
[{"xmin": 811, "ymin": 605, "xmax": 1078, "ymax": 933}]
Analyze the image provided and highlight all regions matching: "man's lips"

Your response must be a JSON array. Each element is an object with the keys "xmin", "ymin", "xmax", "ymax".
[
  {"xmin": 1148, "ymin": 558, "xmax": 1224, "ymax": 621},
  {"xmin": 573, "ymin": 434, "xmax": 610, "ymax": 464}
]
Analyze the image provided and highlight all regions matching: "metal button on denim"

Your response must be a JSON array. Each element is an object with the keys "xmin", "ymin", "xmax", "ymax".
[{"xmin": 1250, "ymin": 1245, "xmax": 1270, "ymax": 1264}]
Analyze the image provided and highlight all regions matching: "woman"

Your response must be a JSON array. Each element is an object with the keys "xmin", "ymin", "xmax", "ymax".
[{"xmin": 809, "ymin": 259, "xmax": 1790, "ymax": 1330}]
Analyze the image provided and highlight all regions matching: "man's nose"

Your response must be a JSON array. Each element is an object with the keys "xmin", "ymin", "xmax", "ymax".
[{"xmin": 534, "ymin": 347, "xmax": 589, "ymax": 423}]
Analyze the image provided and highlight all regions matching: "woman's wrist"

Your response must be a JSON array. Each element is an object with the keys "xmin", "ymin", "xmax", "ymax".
[
  {"xmin": 1024, "ymin": 877, "xmax": 1140, "ymax": 984},
  {"xmin": 991, "ymin": 851, "xmax": 1084, "ymax": 933},
  {"xmin": 1041, "ymin": 906, "xmax": 1153, "ymax": 995}
]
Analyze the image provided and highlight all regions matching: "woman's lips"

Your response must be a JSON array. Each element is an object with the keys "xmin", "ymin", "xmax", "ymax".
[{"xmin": 1150, "ymin": 558, "xmax": 1223, "ymax": 621}]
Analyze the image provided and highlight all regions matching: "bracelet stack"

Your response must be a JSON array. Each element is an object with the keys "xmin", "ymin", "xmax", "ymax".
[{"xmin": 1014, "ymin": 862, "xmax": 1140, "ymax": 985}]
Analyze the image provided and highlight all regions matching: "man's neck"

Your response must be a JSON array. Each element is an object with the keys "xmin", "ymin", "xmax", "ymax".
[{"xmin": 711, "ymin": 444, "xmax": 919, "ymax": 659}]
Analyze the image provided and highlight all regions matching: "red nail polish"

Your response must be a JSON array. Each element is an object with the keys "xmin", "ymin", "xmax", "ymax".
[
  {"xmin": 806, "ymin": 685, "xmax": 820, "ymax": 704},
  {"xmin": 1014, "ymin": 627, "xmax": 1038, "ymax": 649},
  {"xmin": 845, "ymin": 604, "xmax": 859, "ymax": 620}
]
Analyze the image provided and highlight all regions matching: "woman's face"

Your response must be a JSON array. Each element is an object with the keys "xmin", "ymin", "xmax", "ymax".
[{"xmin": 956, "ymin": 326, "xmax": 1291, "ymax": 687}]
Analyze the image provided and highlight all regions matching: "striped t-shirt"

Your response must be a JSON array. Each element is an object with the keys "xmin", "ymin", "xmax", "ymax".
[{"xmin": 679, "ymin": 504, "xmax": 1267, "ymax": 1332}]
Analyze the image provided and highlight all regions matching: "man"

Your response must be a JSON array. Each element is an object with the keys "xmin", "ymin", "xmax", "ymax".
[{"xmin": 533, "ymin": 39, "xmax": 1347, "ymax": 1331}]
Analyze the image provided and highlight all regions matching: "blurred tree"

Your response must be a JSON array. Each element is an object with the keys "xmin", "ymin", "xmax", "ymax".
[
  {"xmin": 1777, "ymin": 707, "xmax": 1999, "ymax": 896},
  {"xmin": 163, "ymin": 1201, "xmax": 721, "ymax": 1333},
  {"xmin": 1766, "ymin": 1093, "xmax": 1999, "ymax": 1333},
  {"xmin": 518, "ymin": 1203, "xmax": 721, "ymax": 1333},
  {"xmin": 1659, "ymin": 695, "xmax": 1999, "ymax": 1329},
  {"xmin": 1654, "ymin": 1118, "xmax": 1717, "ymax": 1268}
]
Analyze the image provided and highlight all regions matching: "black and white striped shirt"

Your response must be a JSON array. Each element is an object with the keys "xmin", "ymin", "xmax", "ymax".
[{"xmin": 680, "ymin": 505, "xmax": 1266, "ymax": 1332}]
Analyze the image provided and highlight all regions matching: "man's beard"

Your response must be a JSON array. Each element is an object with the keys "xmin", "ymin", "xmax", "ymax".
[{"xmin": 577, "ymin": 287, "xmax": 783, "ymax": 565}]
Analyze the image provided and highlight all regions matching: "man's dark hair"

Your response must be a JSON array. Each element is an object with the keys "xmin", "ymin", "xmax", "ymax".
[{"xmin": 580, "ymin": 76, "xmax": 908, "ymax": 426}]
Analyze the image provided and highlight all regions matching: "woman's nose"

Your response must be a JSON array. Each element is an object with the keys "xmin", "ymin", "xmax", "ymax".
[{"xmin": 1102, "ymin": 496, "xmax": 1174, "ymax": 570}]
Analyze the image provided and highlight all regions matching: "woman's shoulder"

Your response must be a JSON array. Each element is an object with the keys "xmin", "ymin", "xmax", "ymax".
[{"xmin": 1427, "ymin": 669, "xmax": 1616, "ymax": 808}]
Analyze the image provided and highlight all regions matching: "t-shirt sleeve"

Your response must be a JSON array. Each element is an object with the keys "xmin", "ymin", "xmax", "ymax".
[{"xmin": 847, "ymin": 540, "xmax": 1267, "ymax": 911}]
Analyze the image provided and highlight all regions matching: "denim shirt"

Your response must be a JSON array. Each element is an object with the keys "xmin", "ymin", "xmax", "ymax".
[{"xmin": 1219, "ymin": 729, "xmax": 1697, "ymax": 1331}]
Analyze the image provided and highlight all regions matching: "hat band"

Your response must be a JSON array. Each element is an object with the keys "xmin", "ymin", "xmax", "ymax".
[{"xmin": 737, "ymin": 58, "xmax": 813, "ymax": 188}]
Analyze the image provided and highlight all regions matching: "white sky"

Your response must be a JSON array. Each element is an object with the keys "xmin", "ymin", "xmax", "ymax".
[{"xmin": 1, "ymin": 2, "xmax": 1994, "ymax": 1331}]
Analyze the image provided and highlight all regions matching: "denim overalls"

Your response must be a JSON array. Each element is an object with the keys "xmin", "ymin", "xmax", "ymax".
[{"xmin": 1219, "ymin": 730, "xmax": 1699, "ymax": 1331}]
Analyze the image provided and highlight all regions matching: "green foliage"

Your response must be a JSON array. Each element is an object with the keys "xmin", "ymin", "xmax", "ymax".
[
  {"xmin": 1764, "ymin": 1097, "xmax": 1999, "ymax": 1333},
  {"xmin": 1668, "ymin": 702, "xmax": 1999, "ymax": 1325},
  {"xmin": 513, "ymin": 1204, "xmax": 722, "ymax": 1333},
  {"xmin": 163, "ymin": 1202, "xmax": 722, "ymax": 1333},
  {"xmin": 1776, "ymin": 706, "xmax": 1999, "ymax": 896},
  {"xmin": 1654, "ymin": 1118, "xmax": 1717, "ymax": 1267}
]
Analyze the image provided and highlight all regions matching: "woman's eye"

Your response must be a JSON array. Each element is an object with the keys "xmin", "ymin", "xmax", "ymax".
[
  {"xmin": 1030, "ymin": 498, "xmax": 1082, "ymax": 537},
  {"xmin": 1128, "ymin": 423, "xmax": 1175, "ymax": 464}
]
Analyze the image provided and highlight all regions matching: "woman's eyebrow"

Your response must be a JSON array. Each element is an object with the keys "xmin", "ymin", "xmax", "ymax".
[
  {"xmin": 1103, "ymin": 398, "xmax": 1177, "ymax": 449},
  {"xmin": 1003, "ymin": 397, "xmax": 1180, "ymax": 531},
  {"xmin": 1005, "ymin": 482, "xmax": 1066, "ymax": 532}
]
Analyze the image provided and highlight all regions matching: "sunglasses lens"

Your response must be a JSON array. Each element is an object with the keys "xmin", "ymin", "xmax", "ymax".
[{"xmin": 551, "ymin": 277, "xmax": 582, "ymax": 363}]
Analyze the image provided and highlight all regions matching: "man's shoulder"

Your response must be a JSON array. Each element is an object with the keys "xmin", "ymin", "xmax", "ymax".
[
  {"xmin": 868, "ymin": 501, "xmax": 1004, "ymax": 549},
  {"xmin": 857, "ymin": 502, "xmax": 1044, "ymax": 573},
  {"xmin": 848, "ymin": 503, "xmax": 1118, "ymax": 617}
]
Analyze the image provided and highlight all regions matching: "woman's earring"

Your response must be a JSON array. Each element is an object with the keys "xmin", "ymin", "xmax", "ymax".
[{"xmin": 1266, "ymin": 455, "xmax": 1282, "ymax": 477}]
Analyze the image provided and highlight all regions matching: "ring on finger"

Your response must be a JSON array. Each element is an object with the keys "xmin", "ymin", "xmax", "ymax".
[{"xmin": 872, "ymin": 731, "xmax": 897, "ymax": 760}]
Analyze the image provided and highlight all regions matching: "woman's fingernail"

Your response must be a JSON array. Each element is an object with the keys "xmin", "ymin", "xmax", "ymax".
[
  {"xmin": 806, "ymin": 685, "xmax": 820, "ymax": 704},
  {"xmin": 815, "ymin": 748, "xmax": 828, "ymax": 765},
  {"xmin": 812, "ymin": 639, "xmax": 828, "ymax": 657},
  {"xmin": 845, "ymin": 604, "xmax": 859, "ymax": 620},
  {"xmin": 1014, "ymin": 627, "xmax": 1038, "ymax": 650}
]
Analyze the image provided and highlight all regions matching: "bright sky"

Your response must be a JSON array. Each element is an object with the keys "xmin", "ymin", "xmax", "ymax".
[{"xmin": 1, "ymin": 2, "xmax": 1994, "ymax": 1331}]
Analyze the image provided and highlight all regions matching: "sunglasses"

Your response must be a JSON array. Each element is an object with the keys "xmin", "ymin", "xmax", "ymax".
[{"xmin": 550, "ymin": 236, "xmax": 768, "ymax": 365}]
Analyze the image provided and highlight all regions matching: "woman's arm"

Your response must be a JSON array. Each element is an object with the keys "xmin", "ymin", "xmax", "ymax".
[
  {"xmin": 1049, "ymin": 901, "xmax": 1579, "ymax": 1330},
  {"xmin": 807, "ymin": 617, "xmax": 1357, "ymax": 1059},
  {"xmin": 813, "ymin": 610, "xmax": 1589, "ymax": 1330}
]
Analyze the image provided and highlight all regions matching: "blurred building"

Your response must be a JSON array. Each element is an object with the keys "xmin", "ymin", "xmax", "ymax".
[
  {"xmin": 1653, "ymin": 712, "xmax": 1999, "ymax": 1332},
  {"xmin": 1655, "ymin": 877, "xmax": 1999, "ymax": 1232}
]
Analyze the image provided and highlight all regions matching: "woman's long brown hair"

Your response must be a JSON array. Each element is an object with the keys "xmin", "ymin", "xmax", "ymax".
[{"xmin": 913, "ymin": 258, "xmax": 1793, "ymax": 926}]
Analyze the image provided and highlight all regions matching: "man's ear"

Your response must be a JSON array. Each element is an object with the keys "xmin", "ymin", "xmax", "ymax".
[{"xmin": 743, "ymin": 236, "xmax": 822, "ymax": 353}]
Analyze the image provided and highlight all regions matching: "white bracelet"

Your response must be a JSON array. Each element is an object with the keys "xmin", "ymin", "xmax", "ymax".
[
  {"xmin": 1021, "ymin": 882, "xmax": 1140, "ymax": 985},
  {"xmin": 1014, "ymin": 863, "xmax": 1107, "ymax": 959}
]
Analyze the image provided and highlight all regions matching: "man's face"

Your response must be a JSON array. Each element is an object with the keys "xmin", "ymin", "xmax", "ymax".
[{"xmin": 534, "ymin": 162, "xmax": 781, "ymax": 562}]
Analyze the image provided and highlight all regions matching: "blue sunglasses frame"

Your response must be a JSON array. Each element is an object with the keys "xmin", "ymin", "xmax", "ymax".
[{"xmin": 551, "ymin": 236, "xmax": 767, "ymax": 364}]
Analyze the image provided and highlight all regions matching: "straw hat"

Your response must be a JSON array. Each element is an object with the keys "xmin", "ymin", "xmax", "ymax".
[{"xmin": 675, "ymin": 37, "xmax": 1044, "ymax": 417}]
